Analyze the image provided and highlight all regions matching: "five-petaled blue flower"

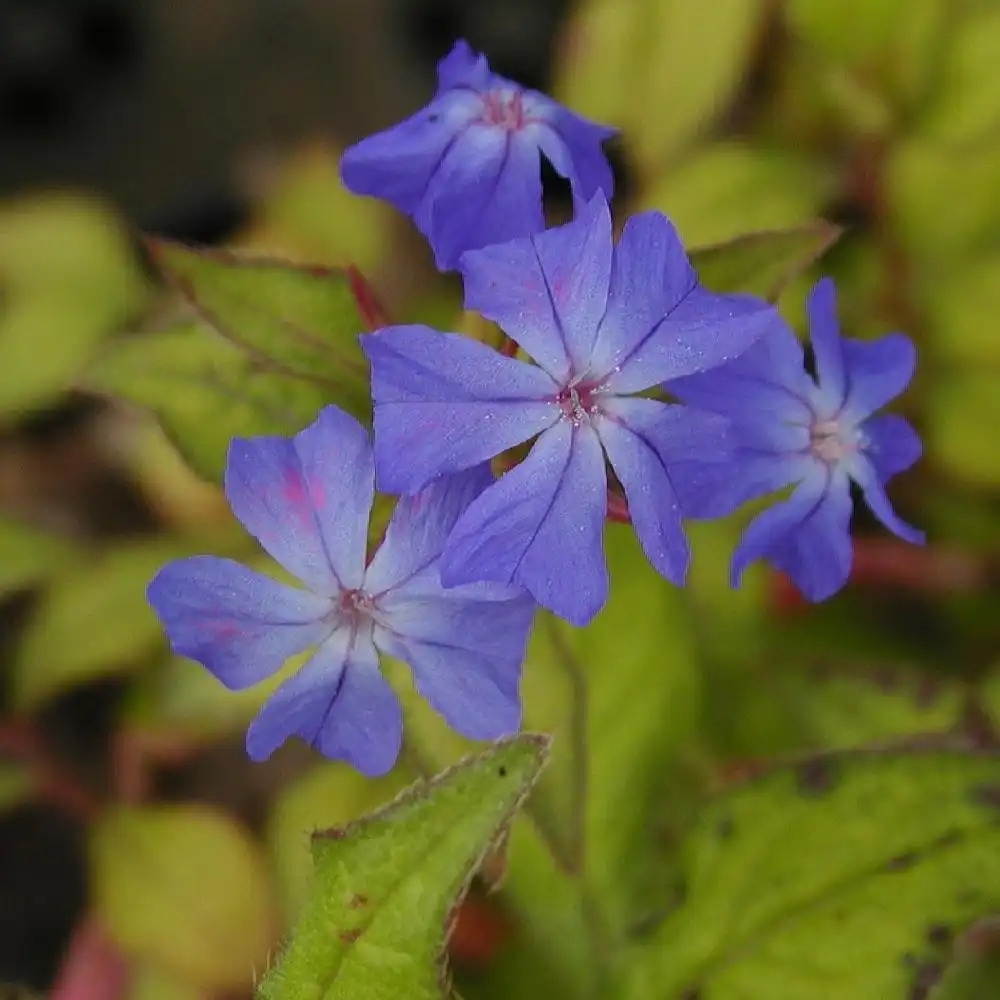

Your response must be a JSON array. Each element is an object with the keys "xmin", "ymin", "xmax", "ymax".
[
  {"xmin": 147, "ymin": 406, "xmax": 535, "ymax": 776},
  {"xmin": 669, "ymin": 277, "xmax": 924, "ymax": 601},
  {"xmin": 339, "ymin": 39, "xmax": 615, "ymax": 271},
  {"xmin": 361, "ymin": 195, "xmax": 778, "ymax": 626}
]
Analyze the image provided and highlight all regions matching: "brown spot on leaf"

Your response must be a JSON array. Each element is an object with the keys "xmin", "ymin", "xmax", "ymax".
[
  {"xmin": 886, "ymin": 851, "xmax": 918, "ymax": 872},
  {"xmin": 907, "ymin": 959, "xmax": 942, "ymax": 1000},
  {"xmin": 338, "ymin": 927, "xmax": 362, "ymax": 943},
  {"xmin": 348, "ymin": 893, "xmax": 369, "ymax": 909},
  {"xmin": 796, "ymin": 757, "xmax": 838, "ymax": 796},
  {"xmin": 926, "ymin": 923, "xmax": 951, "ymax": 946},
  {"xmin": 970, "ymin": 782, "xmax": 1000, "ymax": 812},
  {"xmin": 679, "ymin": 987, "xmax": 701, "ymax": 1000},
  {"xmin": 717, "ymin": 817, "xmax": 734, "ymax": 839}
]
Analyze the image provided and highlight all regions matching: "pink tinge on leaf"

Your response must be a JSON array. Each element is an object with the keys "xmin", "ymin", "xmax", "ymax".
[{"xmin": 51, "ymin": 919, "xmax": 129, "ymax": 1000}]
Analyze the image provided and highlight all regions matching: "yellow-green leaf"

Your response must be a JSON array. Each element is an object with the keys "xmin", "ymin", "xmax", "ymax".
[
  {"xmin": 690, "ymin": 222, "xmax": 842, "ymax": 300},
  {"xmin": 556, "ymin": 0, "xmax": 766, "ymax": 175},
  {"xmin": 246, "ymin": 143, "xmax": 395, "ymax": 275},
  {"xmin": 88, "ymin": 321, "xmax": 330, "ymax": 481},
  {"xmin": 0, "ymin": 518, "xmax": 79, "ymax": 598},
  {"xmin": 256, "ymin": 735, "xmax": 549, "ymax": 1000},
  {"xmin": 888, "ymin": 139, "xmax": 1000, "ymax": 261},
  {"xmin": 0, "ymin": 193, "xmax": 148, "ymax": 418},
  {"xmin": 927, "ymin": 370, "xmax": 1000, "ymax": 488},
  {"xmin": 266, "ymin": 761, "xmax": 410, "ymax": 922},
  {"xmin": 916, "ymin": 4, "xmax": 1000, "ymax": 146},
  {"xmin": 784, "ymin": 0, "xmax": 944, "ymax": 107},
  {"xmin": 639, "ymin": 142, "xmax": 831, "ymax": 247},
  {"xmin": 149, "ymin": 243, "xmax": 370, "ymax": 418},
  {"xmin": 11, "ymin": 539, "xmax": 194, "ymax": 709},
  {"xmin": 924, "ymin": 253, "xmax": 1000, "ymax": 365},
  {"xmin": 623, "ymin": 751, "xmax": 1000, "ymax": 1000},
  {"xmin": 92, "ymin": 805, "xmax": 274, "ymax": 991},
  {"xmin": 128, "ymin": 966, "xmax": 207, "ymax": 1000}
]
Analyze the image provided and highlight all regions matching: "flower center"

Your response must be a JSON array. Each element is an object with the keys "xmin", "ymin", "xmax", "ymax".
[
  {"xmin": 810, "ymin": 418, "xmax": 849, "ymax": 464},
  {"xmin": 556, "ymin": 383, "xmax": 598, "ymax": 425},
  {"xmin": 480, "ymin": 88, "xmax": 524, "ymax": 130},
  {"xmin": 337, "ymin": 587, "xmax": 375, "ymax": 623}
]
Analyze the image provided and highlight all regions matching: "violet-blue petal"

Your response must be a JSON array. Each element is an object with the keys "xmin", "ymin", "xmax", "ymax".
[
  {"xmin": 364, "ymin": 464, "xmax": 494, "ymax": 596},
  {"xmin": 588, "ymin": 211, "xmax": 697, "ymax": 380},
  {"xmin": 339, "ymin": 90, "xmax": 480, "ymax": 217},
  {"xmin": 441, "ymin": 421, "xmax": 608, "ymax": 625},
  {"xmin": 805, "ymin": 276, "xmax": 847, "ymax": 407},
  {"xmin": 861, "ymin": 413, "xmax": 923, "ymax": 481},
  {"xmin": 847, "ymin": 453, "xmax": 925, "ymax": 545},
  {"xmin": 601, "ymin": 395, "xmax": 790, "ymax": 519},
  {"xmin": 147, "ymin": 556, "xmax": 330, "ymax": 690},
  {"xmin": 224, "ymin": 406, "xmax": 373, "ymax": 595},
  {"xmin": 667, "ymin": 319, "xmax": 815, "ymax": 426},
  {"xmin": 422, "ymin": 126, "xmax": 544, "ymax": 270},
  {"xmin": 459, "ymin": 195, "xmax": 613, "ymax": 381},
  {"xmin": 603, "ymin": 284, "xmax": 777, "ymax": 395},
  {"xmin": 732, "ymin": 467, "xmax": 854, "ymax": 601},
  {"xmin": 245, "ymin": 628, "xmax": 402, "ymax": 775},
  {"xmin": 374, "ymin": 586, "xmax": 534, "ymax": 740},
  {"xmin": 363, "ymin": 325, "xmax": 557, "ymax": 494},
  {"xmin": 839, "ymin": 333, "xmax": 917, "ymax": 422},
  {"xmin": 594, "ymin": 397, "xmax": 693, "ymax": 583},
  {"xmin": 529, "ymin": 104, "xmax": 616, "ymax": 205},
  {"xmin": 676, "ymin": 450, "xmax": 808, "ymax": 520},
  {"xmin": 436, "ymin": 39, "xmax": 491, "ymax": 90}
]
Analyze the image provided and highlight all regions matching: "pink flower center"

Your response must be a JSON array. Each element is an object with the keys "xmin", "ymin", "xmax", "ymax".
[
  {"xmin": 810, "ymin": 419, "xmax": 849, "ymax": 464},
  {"xmin": 338, "ymin": 587, "xmax": 374, "ymax": 622},
  {"xmin": 480, "ymin": 88, "xmax": 524, "ymax": 131},
  {"xmin": 556, "ymin": 383, "xmax": 599, "ymax": 425}
]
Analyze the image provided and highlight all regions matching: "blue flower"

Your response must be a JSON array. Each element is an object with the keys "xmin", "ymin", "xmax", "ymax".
[
  {"xmin": 339, "ymin": 39, "xmax": 615, "ymax": 271},
  {"xmin": 669, "ymin": 277, "xmax": 924, "ymax": 601},
  {"xmin": 362, "ymin": 196, "xmax": 777, "ymax": 625},
  {"xmin": 147, "ymin": 406, "xmax": 535, "ymax": 776}
]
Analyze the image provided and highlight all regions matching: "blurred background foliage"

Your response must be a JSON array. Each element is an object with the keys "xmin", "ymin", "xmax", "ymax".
[{"xmin": 1, "ymin": 0, "xmax": 999, "ymax": 998}]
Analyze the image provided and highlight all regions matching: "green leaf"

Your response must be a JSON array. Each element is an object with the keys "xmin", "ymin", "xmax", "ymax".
[
  {"xmin": 639, "ymin": 143, "xmax": 831, "ymax": 247},
  {"xmin": 148, "ymin": 243, "xmax": 371, "ymax": 418},
  {"xmin": 690, "ymin": 222, "xmax": 842, "ymax": 300},
  {"xmin": 715, "ymin": 662, "xmax": 968, "ymax": 760},
  {"xmin": 784, "ymin": 0, "xmax": 944, "ymax": 107},
  {"xmin": 92, "ymin": 805, "xmax": 275, "ymax": 991},
  {"xmin": 622, "ymin": 751, "xmax": 1000, "ymax": 1000},
  {"xmin": 888, "ymin": 139, "xmax": 1000, "ymax": 261},
  {"xmin": 924, "ymin": 252, "xmax": 1000, "ymax": 365},
  {"xmin": 10, "ymin": 538, "xmax": 194, "ymax": 709},
  {"xmin": 128, "ymin": 966, "xmax": 207, "ymax": 1000},
  {"xmin": 915, "ymin": 4, "xmax": 1000, "ymax": 146},
  {"xmin": 0, "ymin": 518, "xmax": 79, "ymax": 598},
  {"xmin": 392, "ymin": 526, "xmax": 703, "ymax": 997},
  {"xmin": 247, "ymin": 143, "xmax": 396, "ymax": 274},
  {"xmin": 549, "ymin": 527, "xmax": 701, "ymax": 937},
  {"xmin": 928, "ymin": 925, "xmax": 1000, "ymax": 1000},
  {"xmin": 927, "ymin": 370, "xmax": 1000, "ymax": 488},
  {"xmin": 266, "ymin": 761, "xmax": 410, "ymax": 922},
  {"xmin": 555, "ymin": 0, "xmax": 766, "ymax": 174},
  {"xmin": 0, "ymin": 193, "xmax": 148, "ymax": 418},
  {"xmin": 256, "ymin": 735, "xmax": 549, "ymax": 1000},
  {"xmin": 88, "ymin": 321, "xmax": 330, "ymax": 480}
]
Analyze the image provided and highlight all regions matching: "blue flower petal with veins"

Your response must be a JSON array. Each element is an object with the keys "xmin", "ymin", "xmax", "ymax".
[
  {"xmin": 669, "ymin": 277, "xmax": 924, "ymax": 601},
  {"xmin": 148, "ymin": 406, "xmax": 535, "ymax": 775},
  {"xmin": 363, "ymin": 196, "xmax": 777, "ymax": 624},
  {"xmin": 340, "ymin": 39, "xmax": 616, "ymax": 270}
]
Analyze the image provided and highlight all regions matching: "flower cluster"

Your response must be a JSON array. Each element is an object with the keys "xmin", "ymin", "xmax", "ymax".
[{"xmin": 149, "ymin": 40, "xmax": 923, "ymax": 773}]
